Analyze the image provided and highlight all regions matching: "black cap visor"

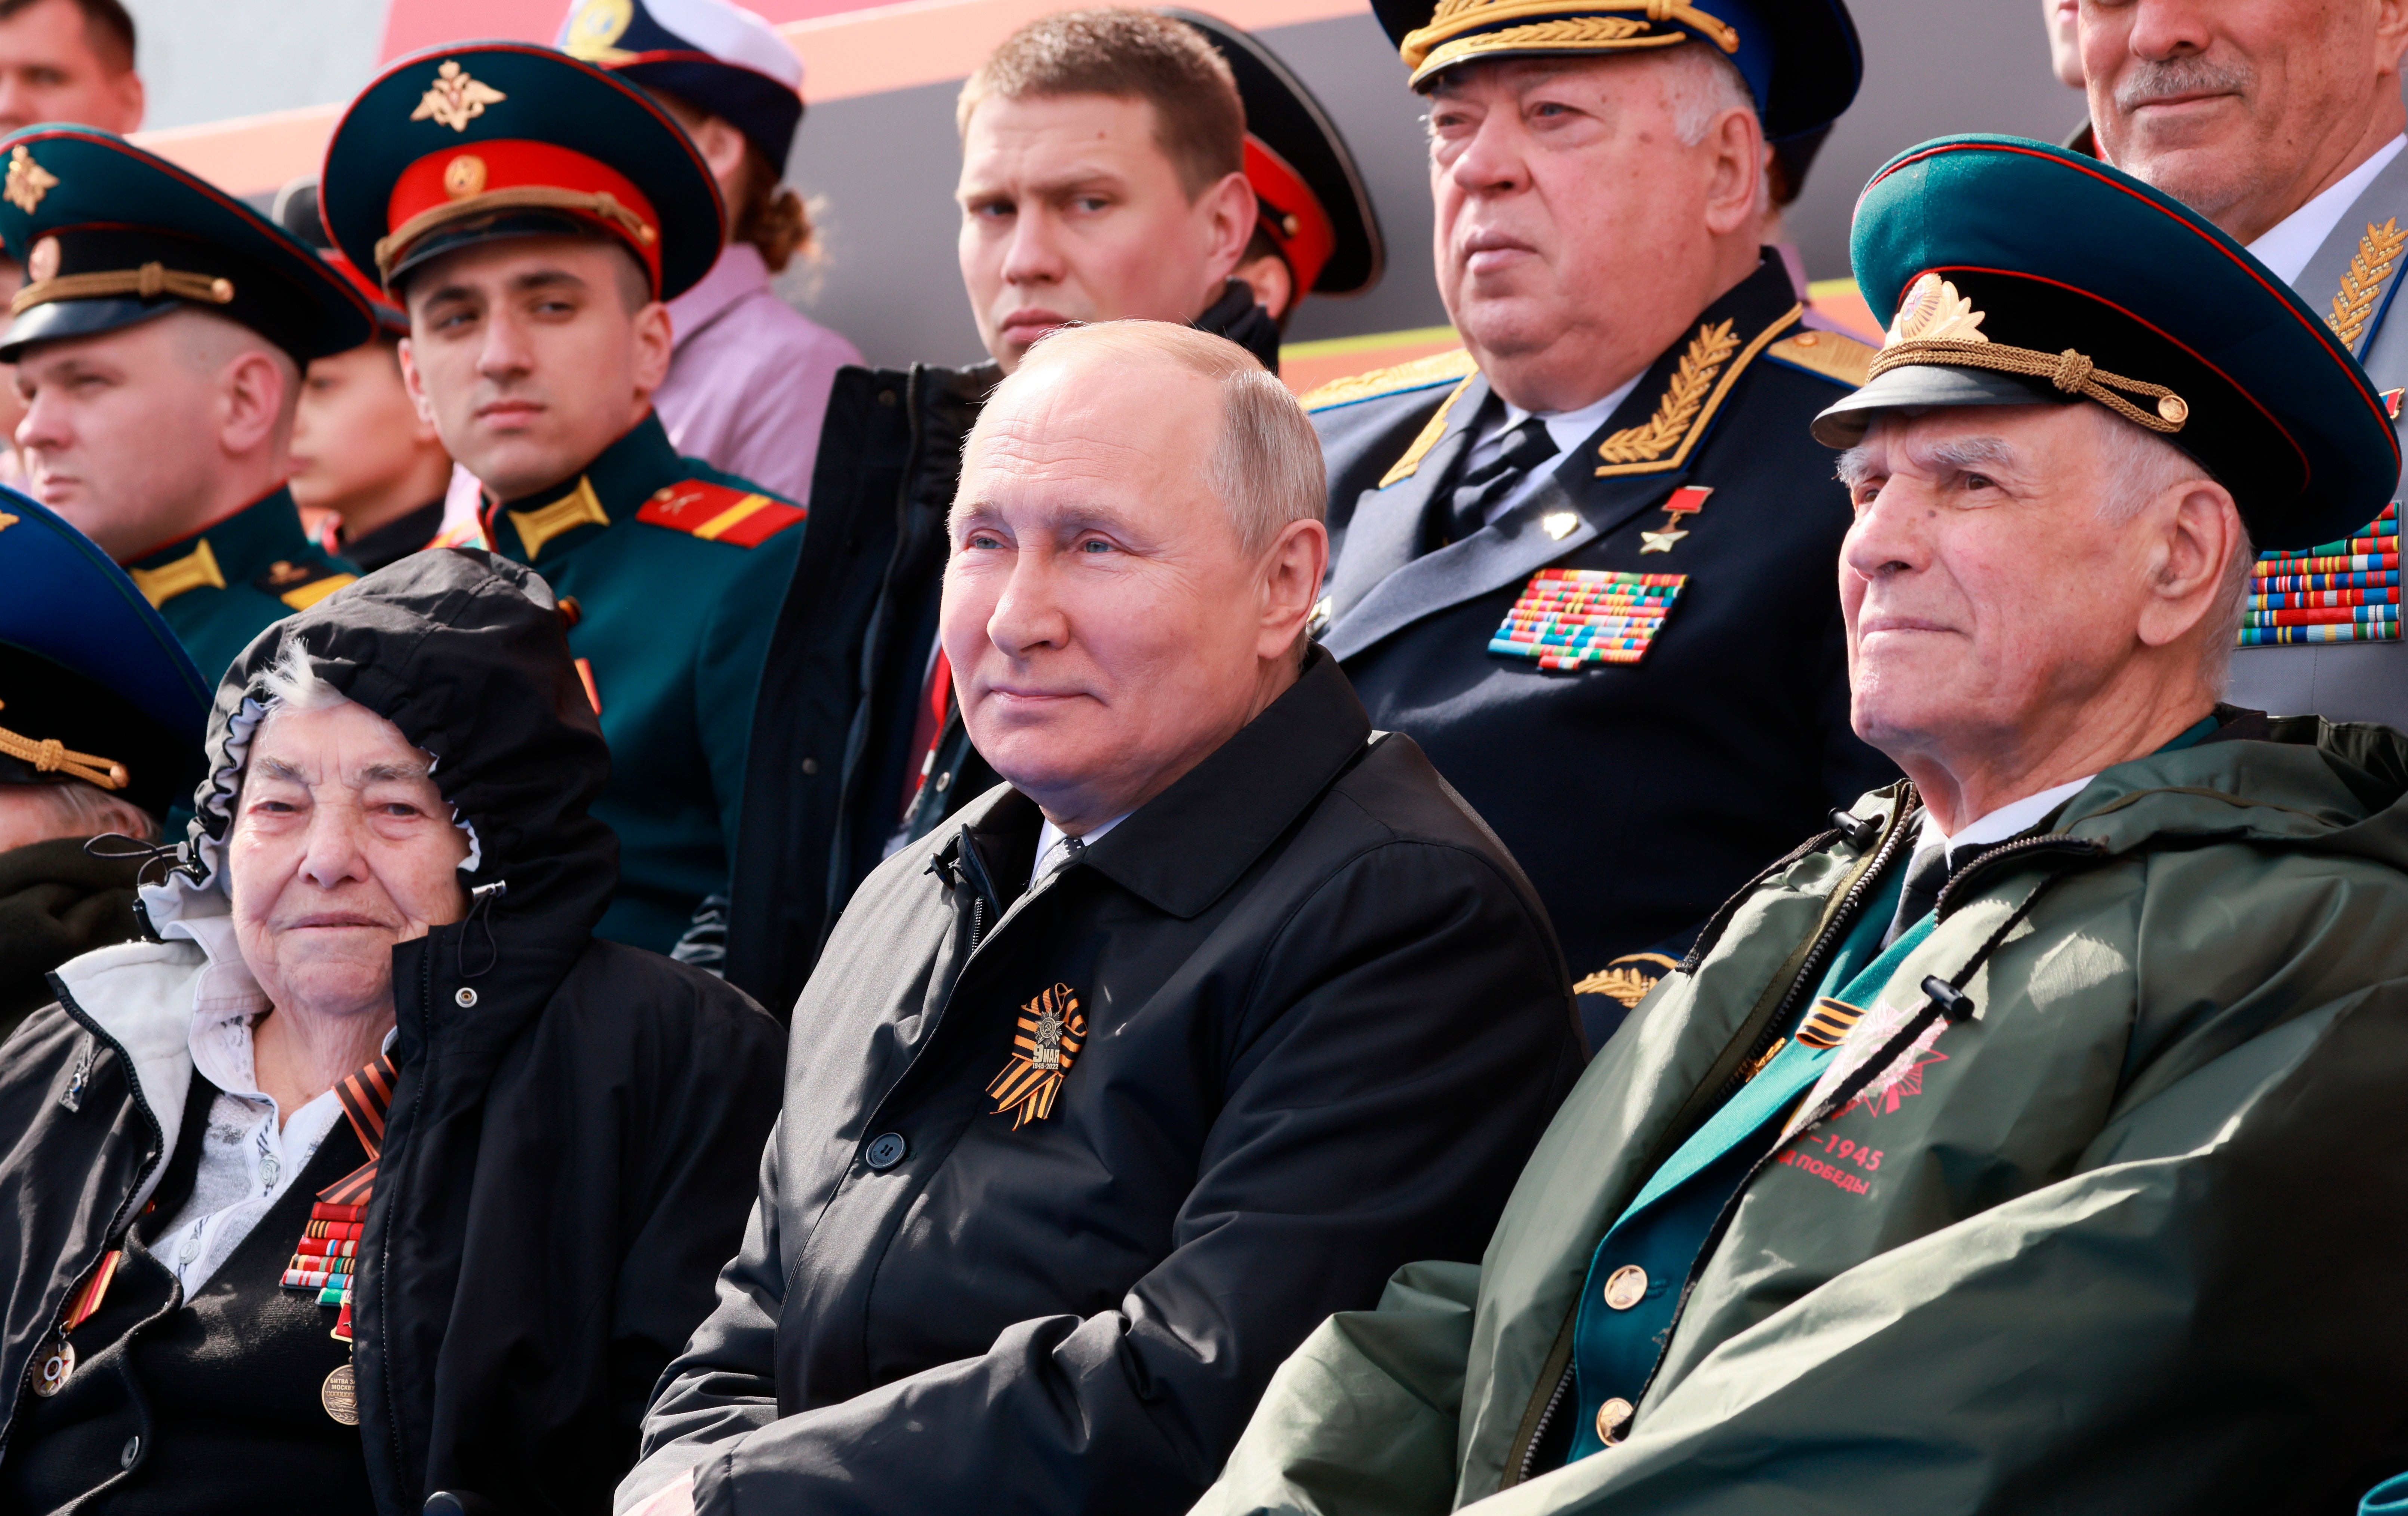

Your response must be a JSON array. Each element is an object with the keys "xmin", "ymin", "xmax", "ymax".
[
  {"xmin": 386, "ymin": 207, "xmax": 642, "ymax": 297},
  {"xmin": 0, "ymin": 292, "xmax": 183, "ymax": 363},
  {"xmin": 1810, "ymin": 363, "xmax": 2066, "ymax": 446}
]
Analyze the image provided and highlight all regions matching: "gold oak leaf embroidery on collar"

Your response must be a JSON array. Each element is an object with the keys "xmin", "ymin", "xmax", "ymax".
[
  {"xmin": 1596, "ymin": 319, "xmax": 1741, "ymax": 466},
  {"xmin": 2328, "ymin": 219, "xmax": 2408, "ymax": 349},
  {"xmin": 988, "ymin": 983, "xmax": 1086, "ymax": 1129},
  {"xmin": 412, "ymin": 61, "xmax": 507, "ymax": 133}
]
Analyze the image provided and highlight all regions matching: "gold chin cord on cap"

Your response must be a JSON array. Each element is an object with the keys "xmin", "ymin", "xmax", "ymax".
[
  {"xmin": 12, "ymin": 262, "xmax": 235, "ymax": 317},
  {"xmin": 1398, "ymin": 0, "xmax": 1737, "ymax": 74},
  {"xmin": 1868, "ymin": 339, "xmax": 2191, "ymax": 433},
  {"xmin": 0, "ymin": 702, "xmax": 127, "ymax": 791},
  {"xmin": 1873, "ymin": 274, "xmax": 2189, "ymax": 433},
  {"xmin": 373, "ymin": 187, "xmax": 659, "ymax": 283}
]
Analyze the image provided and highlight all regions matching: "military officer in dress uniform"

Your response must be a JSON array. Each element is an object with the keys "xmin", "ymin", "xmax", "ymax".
[
  {"xmin": 0, "ymin": 128, "xmax": 372, "ymax": 682},
  {"xmin": 1195, "ymin": 132, "xmax": 2408, "ymax": 1516},
  {"xmin": 1301, "ymin": 0, "xmax": 1894, "ymax": 1048},
  {"xmin": 2085, "ymin": 0, "xmax": 2408, "ymax": 724},
  {"xmin": 319, "ymin": 43, "xmax": 806, "ymax": 959}
]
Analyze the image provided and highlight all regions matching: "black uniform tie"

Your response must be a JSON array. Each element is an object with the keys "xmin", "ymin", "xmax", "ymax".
[
  {"xmin": 1441, "ymin": 417, "xmax": 1559, "ymax": 546},
  {"xmin": 1884, "ymin": 843, "xmax": 1953, "ymax": 947}
]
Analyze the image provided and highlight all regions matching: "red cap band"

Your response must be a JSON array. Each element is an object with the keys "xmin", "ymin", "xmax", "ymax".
[
  {"xmin": 384, "ymin": 138, "xmax": 662, "ymax": 293},
  {"xmin": 1243, "ymin": 135, "xmax": 1337, "ymax": 298}
]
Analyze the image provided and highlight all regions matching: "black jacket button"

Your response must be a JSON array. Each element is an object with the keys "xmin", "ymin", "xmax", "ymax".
[
  {"xmin": 120, "ymin": 1434, "xmax": 141, "ymax": 1468},
  {"xmin": 864, "ymin": 1132, "xmax": 906, "ymax": 1170}
]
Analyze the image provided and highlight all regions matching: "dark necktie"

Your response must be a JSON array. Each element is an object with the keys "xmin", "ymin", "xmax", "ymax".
[
  {"xmin": 1048, "ymin": 833, "xmax": 1085, "ymax": 877},
  {"xmin": 1883, "ymin": 843, "xmax": 1953, "ymax": 947},
  {"xmin": 1440, "ymin": 416, "xmax": 1559, "ymax": 546}
]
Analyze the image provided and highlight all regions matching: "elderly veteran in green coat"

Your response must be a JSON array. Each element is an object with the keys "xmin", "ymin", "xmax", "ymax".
[{"xmin": 1193, "ymin": 135, "xmax": 2408, "ymax": 1515}]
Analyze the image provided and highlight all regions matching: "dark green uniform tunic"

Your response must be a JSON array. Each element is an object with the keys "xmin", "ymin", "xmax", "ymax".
[
  {"xmin": 479, "ymin": 411, "xmax": 804, "ymax": 955},
  {"xmin": 122, "ymin": 487, "xmax": 356, "ymax": 688}
]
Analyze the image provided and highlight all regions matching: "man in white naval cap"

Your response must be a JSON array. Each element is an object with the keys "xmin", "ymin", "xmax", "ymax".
[{"xmin": 559, "ymin": 0, "xmax": 862, "ymax": 502}]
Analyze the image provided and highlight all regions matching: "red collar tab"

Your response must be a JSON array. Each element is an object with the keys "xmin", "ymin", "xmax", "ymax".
[
  {"xmin": 1244, "ymin": 135, "xmax": 1336, "ymax": 298},
  {"xmin": 384, "ymin": 138, "xmax": 663, "ymax": 295}
]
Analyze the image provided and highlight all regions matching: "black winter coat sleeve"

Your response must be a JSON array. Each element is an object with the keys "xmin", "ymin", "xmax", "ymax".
[{"xmin": 622, "ymin": 835, "xmax": 1580, "ymax": 1516}]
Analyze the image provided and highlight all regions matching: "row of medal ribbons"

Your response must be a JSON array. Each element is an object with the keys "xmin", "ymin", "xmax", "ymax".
[
  {"xmin": 2242, "ymin": 500, "xmax": 2402, "ymax": 645},
  {"xmin": 1490, "ymin": 568, "xmax": 1690, "ymax": 669}
]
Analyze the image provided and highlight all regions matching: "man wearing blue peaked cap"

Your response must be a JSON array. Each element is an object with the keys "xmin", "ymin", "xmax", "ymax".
[
  {"xmin": 0, "ymin": 490, "xmax": 208, "ymax": 1037},
  {"xmin": 1297, "ymin": 0, "xmax": 1894, "ymax": 1053},
  {"xmin": 1191, "ymin": 137, "xmax": 2408, "ymax": 1514},
  {"xmin": 0, "ymin": 128, "xmax": 373, "ymax": 684}
]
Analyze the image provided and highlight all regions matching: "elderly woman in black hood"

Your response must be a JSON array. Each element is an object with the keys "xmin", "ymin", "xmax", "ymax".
[{"xmin": 0, "ymin": 551, "xmax": 784, "ymax": 1514}]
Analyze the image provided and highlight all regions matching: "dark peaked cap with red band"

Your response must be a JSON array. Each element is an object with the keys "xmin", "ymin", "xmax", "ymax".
[
  {"xmin": 319, "ymin": 42, "xmax": 725, "ymax": 302},
  {"xmin": 0, "ymin": 128, "xmax": 374, "ymax": 366},
  {"xmin": 1164, "ymin": 9, "xmax": 1383, "ymax": 298},
  {"xmin": 1815, "ymin": 135, "xmax": 2399, "ymax": 548}
]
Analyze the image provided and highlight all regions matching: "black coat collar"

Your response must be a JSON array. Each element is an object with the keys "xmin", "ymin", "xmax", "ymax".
[{"xmin": 952, "ymin": 648, "xmax": 1374, "ymax": 922}]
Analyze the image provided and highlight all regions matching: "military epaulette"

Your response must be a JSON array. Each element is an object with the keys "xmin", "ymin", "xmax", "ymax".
[
  {"xmin": 1300, "ymin": 347, "xmax": 1480, "ymax": 413},
  {"xmin": 254, "ymin": 559, "xmax": 357, "ymax": 611},
  {"xmin": 1764, "ymin": 328, "xmax": 1877, "ymax": 389},
  {"xmin": 635, "ymin": 479, "xmax": 805, "ymax": 548}
]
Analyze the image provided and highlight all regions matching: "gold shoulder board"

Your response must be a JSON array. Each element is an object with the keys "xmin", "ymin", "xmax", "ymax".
[
  {"xmin": 1300, "ymin": 347, "xmax": 1480, "ymax": 413},
  {"xmin": 1765, "ymin": 329, "xmax": 1876, "ymax": 389}
]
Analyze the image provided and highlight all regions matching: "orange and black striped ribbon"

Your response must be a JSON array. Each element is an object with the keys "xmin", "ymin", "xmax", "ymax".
[
  {"xmin": 317, "ymin": 1052, "xmax": 397, "ymax": 1208},
  {"xmin": 986, "ymin": 983, "xmax": 1086, "ymax": 1130}
]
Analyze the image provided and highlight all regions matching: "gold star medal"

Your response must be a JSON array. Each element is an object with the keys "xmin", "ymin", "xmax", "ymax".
[
  {"xmin": 1639, "ymin": 485, "xmax": 1713, "ymax": 554},
  {"xmin": 987, "ymin": 983, "xmax": 1086, "ymax": 1129}
]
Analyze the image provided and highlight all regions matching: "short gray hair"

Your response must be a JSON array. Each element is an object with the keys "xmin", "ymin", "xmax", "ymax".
[
  {"xmin": 1661, "ymin": 42, "xmax": 1755, "ymax": 148},
  {"xmin": 986, "ymin": 319, "xmax": 1326, "ymax": 556},
  {"xmin": 255, "ymin": 642, "xmax": 347, "ymax": 717},
  {"xmin": 2082, "ymin": 406, "xmax": 2255, "ymax": 686}
]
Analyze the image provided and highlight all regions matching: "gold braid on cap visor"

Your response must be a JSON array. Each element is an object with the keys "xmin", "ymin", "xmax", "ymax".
[
  {"xmin": 12, "ymin": 262, "xmax": 234, "ymax": 316},
  {"xmin": 1868, "ymin": 340, "xmax": 2191, "ymax": 433},
  {"xmin": 373, "ymin": 186, "xmax": 658, "ymax": 283},
  {"xmin": 0, "ymin": 702, "xmax": 126, "ymax": 791},
  {"xmin": 1399, "ymin": 0, "xmax": 1737, "ymax": 81}
]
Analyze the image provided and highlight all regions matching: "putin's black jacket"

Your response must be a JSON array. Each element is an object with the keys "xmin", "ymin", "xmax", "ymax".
[
  {"xmin": 624, "ymin": 648, "xmax": 1583, "ymax": 1516},
  {"xmin": 1308, "ymin": 256, "xmax": 1900, "ymax": 1048}
]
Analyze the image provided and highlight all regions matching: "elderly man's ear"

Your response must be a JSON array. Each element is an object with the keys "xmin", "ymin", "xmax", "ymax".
[
  {"xmin": 2134, "ymin": 480, "xmax": 2247, "ymax": 654},
  {"xmin": 1255, "ymin": 518, "xmax": 1331, "ymax": 663}
]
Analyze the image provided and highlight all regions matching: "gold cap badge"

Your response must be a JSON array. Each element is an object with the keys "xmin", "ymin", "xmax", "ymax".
[
  {"xmin": 443, "ymin": 154, "xmax": 487, "ymax": 200},
  {"xmin": 412, "ymin": 60, "xmax": 507, "ymax": 133},
  {"xmin": 1872, "ymin": 273, "xmax": 2190, "ymax": 434},
  {"xmin": 4, "ymin": 144, "xmax": 57, "ymax": 214}
]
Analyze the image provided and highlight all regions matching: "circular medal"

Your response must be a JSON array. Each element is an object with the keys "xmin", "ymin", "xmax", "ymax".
[
  {"xmin": 31, "ymin": 1339, "xmax": 73, "ymax": 1397},
  {"xmin": 321, "ymin": 1361, "xmax": 359, "ymax": 1425}
]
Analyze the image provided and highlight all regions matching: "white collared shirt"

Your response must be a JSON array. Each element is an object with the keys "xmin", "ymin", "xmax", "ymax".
[
  {"xmin": 1474, "ymin": 377, "xmax": 1645, "ymax": 525},
  {"xmin": 1034, "ymin": 812, "xmax": 1129, "ymax": 880},
  {"xmin": 151, "ymin": 914, "xmax": 385, "ymax": 1299},
  {"xmin": 1916, "ymin": 775, "xmax": 2096, "ymax": 859},
  {"xmin": 2248, "ymin": 134, "xmax": 2408, "ymax": 286}
]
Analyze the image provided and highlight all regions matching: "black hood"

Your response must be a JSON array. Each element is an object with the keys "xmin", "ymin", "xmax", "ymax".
[{"xmin": 147, "ymin": 549, "xmax": 615, "ymax": 936}]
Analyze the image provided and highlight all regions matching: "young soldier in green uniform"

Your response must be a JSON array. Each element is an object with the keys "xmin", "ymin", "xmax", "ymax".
[
  {"xmin": 1294, "ymin": 0, "xmax": 1897, "ymax": 1052},
  {"xmin": 1194, "ymin": 137, "xmax": 2408, "ymax": 1515},
  {"xmin": 0, "ymin": 128, "xmax": 372, "ymax": 682},
  {"xmin": 319, "ymin": 43, "xmax": 807, "ymax": 959}
]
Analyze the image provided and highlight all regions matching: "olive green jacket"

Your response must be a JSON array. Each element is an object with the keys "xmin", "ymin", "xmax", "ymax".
[{"xmin": 1197, "ymin": 713, "xmax": 2408, "ymax": 1514}]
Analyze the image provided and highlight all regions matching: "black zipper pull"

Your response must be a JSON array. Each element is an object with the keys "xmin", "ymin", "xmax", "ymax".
[{"xmin": 1829, "ymin": 809, "xmax": 1882, "ymax": 851}]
